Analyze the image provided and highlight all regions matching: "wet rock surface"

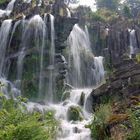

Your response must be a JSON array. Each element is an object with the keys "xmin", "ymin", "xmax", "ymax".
[{"xmin": 89, "ymin": 59, "xmax": 140, "ymax": 110}]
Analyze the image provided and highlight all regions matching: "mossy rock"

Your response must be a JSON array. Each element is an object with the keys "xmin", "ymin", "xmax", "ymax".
[
  {"xmin": 67, "ymin": 106, "xmax": 83, "ymax": 121},
  {"xmin": 61, "ymin": 91, "xmax": 70, "ymax": 101}
]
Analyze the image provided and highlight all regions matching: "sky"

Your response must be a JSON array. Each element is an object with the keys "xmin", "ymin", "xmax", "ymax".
[
  {"xmin": 69, "ymin": 0, "xmax": 96, "ymax": 11},
  {"xmin": 70, "ymin": 0, "xmax": 125, "ymax": 11}
]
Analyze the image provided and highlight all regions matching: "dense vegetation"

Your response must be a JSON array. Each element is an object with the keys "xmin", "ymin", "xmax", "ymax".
[{"xmin": 0, "ymin": 93, "xmax": 58, "ymax": 140}]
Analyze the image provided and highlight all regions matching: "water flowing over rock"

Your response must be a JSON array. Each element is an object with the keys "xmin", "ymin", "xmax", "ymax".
[
  {"xmin": 67, "ymin": 24, "xmax": 105, "ymax": 87},
  {"xmin": 128, "ymin": 29, "xmax": 138, "ymax": 58},
  {"xmin": 0, "ymin": 0, "xmax": 16, "ymax": 18},
  {"xmin": 0, "ymin": 1, "xmax": 107, "ymax": 140},
  {"xmin": 0, "ymin": 19, "xmax": 12, "ymax": 76}
]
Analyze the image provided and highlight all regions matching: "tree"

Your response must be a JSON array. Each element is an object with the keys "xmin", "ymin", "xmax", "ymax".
[
  {"xmin": 125, "ymin": 0, "xmax": 140, "ymax": 17},
  {"xmin": 123, "ymin": 5, "xmax": 132, "ymax": 18},
  {"xmin": 95, "ymin": 0, "xmax": 121, "ymax": 11}
]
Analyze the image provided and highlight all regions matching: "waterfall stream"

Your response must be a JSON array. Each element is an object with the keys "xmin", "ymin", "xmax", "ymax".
[
  {"xmin": 0, "ymin": 0, "xmax": 16, "ymax": 17},
  {"xmin": 0, "ymin": 19, "xmax": 12, "ymax": 76},
  {"xmin": 67, "ymin": 24, "xmax": 105, "ymax": 87},
  {"xmin": 128, "ymin": 29, "xmax": 138, "ymax": 58},
  {"xmin": 0, "ymin": 10, "xmax": 105, "ymax": 140}
]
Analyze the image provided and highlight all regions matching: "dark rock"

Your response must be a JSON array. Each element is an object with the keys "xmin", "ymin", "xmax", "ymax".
[{"xmin": 67, "ymin": 106, "xmax": 83, "ymax": 121}]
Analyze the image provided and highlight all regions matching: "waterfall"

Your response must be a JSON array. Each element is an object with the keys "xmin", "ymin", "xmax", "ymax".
[
  {"xmin": 8, "ymin": 20, "xmax": 21, "ymax": 49},
  {"xmin": 16, "ymin": 15, "xmax": 46, "ymax": 95},
  {"xmin": 129, "ymin": 29, "xmax": 137, "ymax": 58},
  {"xmin": 67, "ymin": 24, "xmax": 105, "ymax": 87},
  {"xmin": 93, "ymin": 56, "xmax": 105, "ymax": 86},
  {"xmin": 0, "ymin": 19, "xmax": 12, "ymax": 76},
  {"xmin": 66, "ymin": 8, "xmax": 71, "ymax": 17},
  {"xmin": 3, "ymin": 20, "xmax": 21, "ymax": 78},
  {"xmin": 0, "ymin": 5, "xmax": 105, "ymax": 139},
  {"xmin": 0, "ymin": 0, "xmax": 16, "ymax": 18},
  {"xmin": 47, "ymin": 14, "xmax": 55, "ymax": 102},
  {"xmin": 48, "ymin": 88, "xmax": 92, "ymax": 140}
]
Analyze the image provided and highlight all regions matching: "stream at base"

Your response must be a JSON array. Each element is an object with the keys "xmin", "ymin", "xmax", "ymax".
[{"xmin": 26, "ymin": 88, "xmax": 93, "ymax": 140}]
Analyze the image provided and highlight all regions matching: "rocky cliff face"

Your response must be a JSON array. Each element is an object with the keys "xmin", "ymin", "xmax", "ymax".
[
  {"xmin": 0, "ymin": 0, "xmax": 78, "ymax": 101},
  {"xmin": 88, "ymin": 21, "xmax": 140, "ymax": 66}
]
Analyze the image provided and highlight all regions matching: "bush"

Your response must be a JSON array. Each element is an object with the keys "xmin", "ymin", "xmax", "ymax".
[
  {"xmin": 90, "ymin": 8, "xmax": 119, "ymax": 23},
  {"xmin": 126, "ymin": 109, "xmax": 140, "ymax": 140},
  {"xmin": 88, "ymin": 104, "xmax": 112, "ymax": 140},
  {"xmin": 0, "ymin": 94, "xmax": 58, "ymax": 140},
  {"xmin": 0, "ymin": 0, "xmax": 9, "ymax": 5},
  {"xmin": 136, "ymin": 53, "xmax": 140, "ymax": 63}
]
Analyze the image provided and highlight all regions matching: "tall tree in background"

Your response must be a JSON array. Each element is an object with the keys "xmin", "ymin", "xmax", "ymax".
[
  {"xmin": 125, "ymin": 0, "xmax": 140, "ymax": 16},
  {"xmin": 95, "ymin": 0, "xmax": 120, "ymax": 11}
]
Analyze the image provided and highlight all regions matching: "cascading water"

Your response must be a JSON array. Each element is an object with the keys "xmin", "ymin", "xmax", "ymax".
[
  {"xmin": 0, "ymin": 0, "xmax": 16, "ymax": 18},
  {"xmin": 16, "ymin": 15, "xmax": 46, "ymax": 96},
  {"xmin": 20, "ymin": 20, "xmax": 105, "ymax": 140},
  {"xmin": 93, "ymin": 56, "xmax": 105, "ymax": 86},
  {"xmin": 8, "ymin": 20, "xmax": 21, "ymax": 49},
  {"xmin": 0, "ymin": 19, "xmax": 21, "ymax": 98},
  {"xmin": 128, "ymin": 29, "xmax": 137, "ymax": 58},
  {"xmin": 0, "ymin": 3, "xmax": 105, "ymax": 138},
  {"xmin": 52, "ymin": 24, "xmax": 105, "ymax": 140},
  {"xmin": 0, "ymin": 19, "xmax": 12, "ymax": 76},
  {"xmin": 47, "ymin": 14, "xmax": 55, "ymax": 102},
  {"xmin": 66, "ymin": 8, "xmax": 71, "ymax": 17},
  {"xmin": 67, "ymin": 24, "xmax": 105, "ymax": 87}
]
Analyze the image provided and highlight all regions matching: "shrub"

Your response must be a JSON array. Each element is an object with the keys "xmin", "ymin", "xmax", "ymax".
[
  {"xmin": 88, "ymin": 104, "xmax": 112, "ymax": 140},
  {"xmin": 0, "ymin": 94, "xmax": 58, "ymax": 140},
  {"xmin": 136, "ymin": 53, "xmax": 140, "ymax": 63},
  {"xmin": 126, "ymin": 109, "xmax": 140, "ymax": 140},
  {"xmin": 90, "ymin": 8, "xmax": 119, "ymax": 23}
]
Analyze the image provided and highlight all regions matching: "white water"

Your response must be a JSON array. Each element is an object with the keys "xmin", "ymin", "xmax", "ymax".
[
  {"xmin": 0, "ymin": 77, "xmax": 20, "ymax": 98},
  {"xmin": 66, "ymin": 8, "xmax": 71, "ymax": 17},
  {"xmin": 16, "ymin": 15, "xmax": 46, "ymax": 93},
  {"xmin": 0, "ymin": 19, "xmax": 12, "ymax": 76},
  {"xmin": 93, "ymin": 56, "xmax": 105, "ymax": 86},
  {"xmin": 26, "ymin": 88, "xmax": 92, "ymax": 140},
  {"xmin": 67, "ymin": 24, "xmax": 105, "ymax": 87},
  {"xmin": 8, "ymin": 20, "xmax": 21, "ymax": 49},
  {"xmin": 47, "ymin": 14, "xmax": 55, "ymax": 102},
  {"xmin": 0, "ymin": 10, "xmax": 105, "ymax": 140},
  {"xmin": 128, "ymin": 29, "xmax": 137, "ymax": 58},
  {"xmin": 0, "ymin": 0, "xmax": 16, "ymax": 18}
]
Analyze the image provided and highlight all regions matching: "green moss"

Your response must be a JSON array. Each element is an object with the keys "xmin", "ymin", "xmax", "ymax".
[
  {"xmin": 61, "ymin": 91, "xmax": 70, "ymax": 101},
  {"xmin": 67, "ymin": 106, "xmax": 83, "ymax": 121}
]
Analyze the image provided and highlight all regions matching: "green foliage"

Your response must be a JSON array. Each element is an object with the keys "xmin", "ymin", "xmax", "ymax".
[
  {"xmin": 136, "ymin": 53, "xmax": 140, "ymax": 63},
  {"xmin": 0, "ymin": 0, "xmax": 9, "ymax": 5},
  {"xmin": 0, "ymin": 95, "xmax": 58, "ymax": 140},
  {"xmin": 124, "ymin": 0, "xmax": 140, "ymax": 17},
  {"xmin": 95, "ymin": 0, "xmax": 121, "ymax": 11},
  {"xmin": 123, "ymin": 5, "xmax": 132, "ymax": 18},
  {"xmin": 90, "ymin": 8, "xmax": 119, "ymax": 23},
  {"xmin": 67, "ymin": 106, "xmax": 83, "ymax": 121},
  {"xmin": 126, "ymin": 109, "xmax": 140, "ymax": 140},
  {"xmin": 88, "ymin": 104, "xmax": 112, "ymax": 140}
]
